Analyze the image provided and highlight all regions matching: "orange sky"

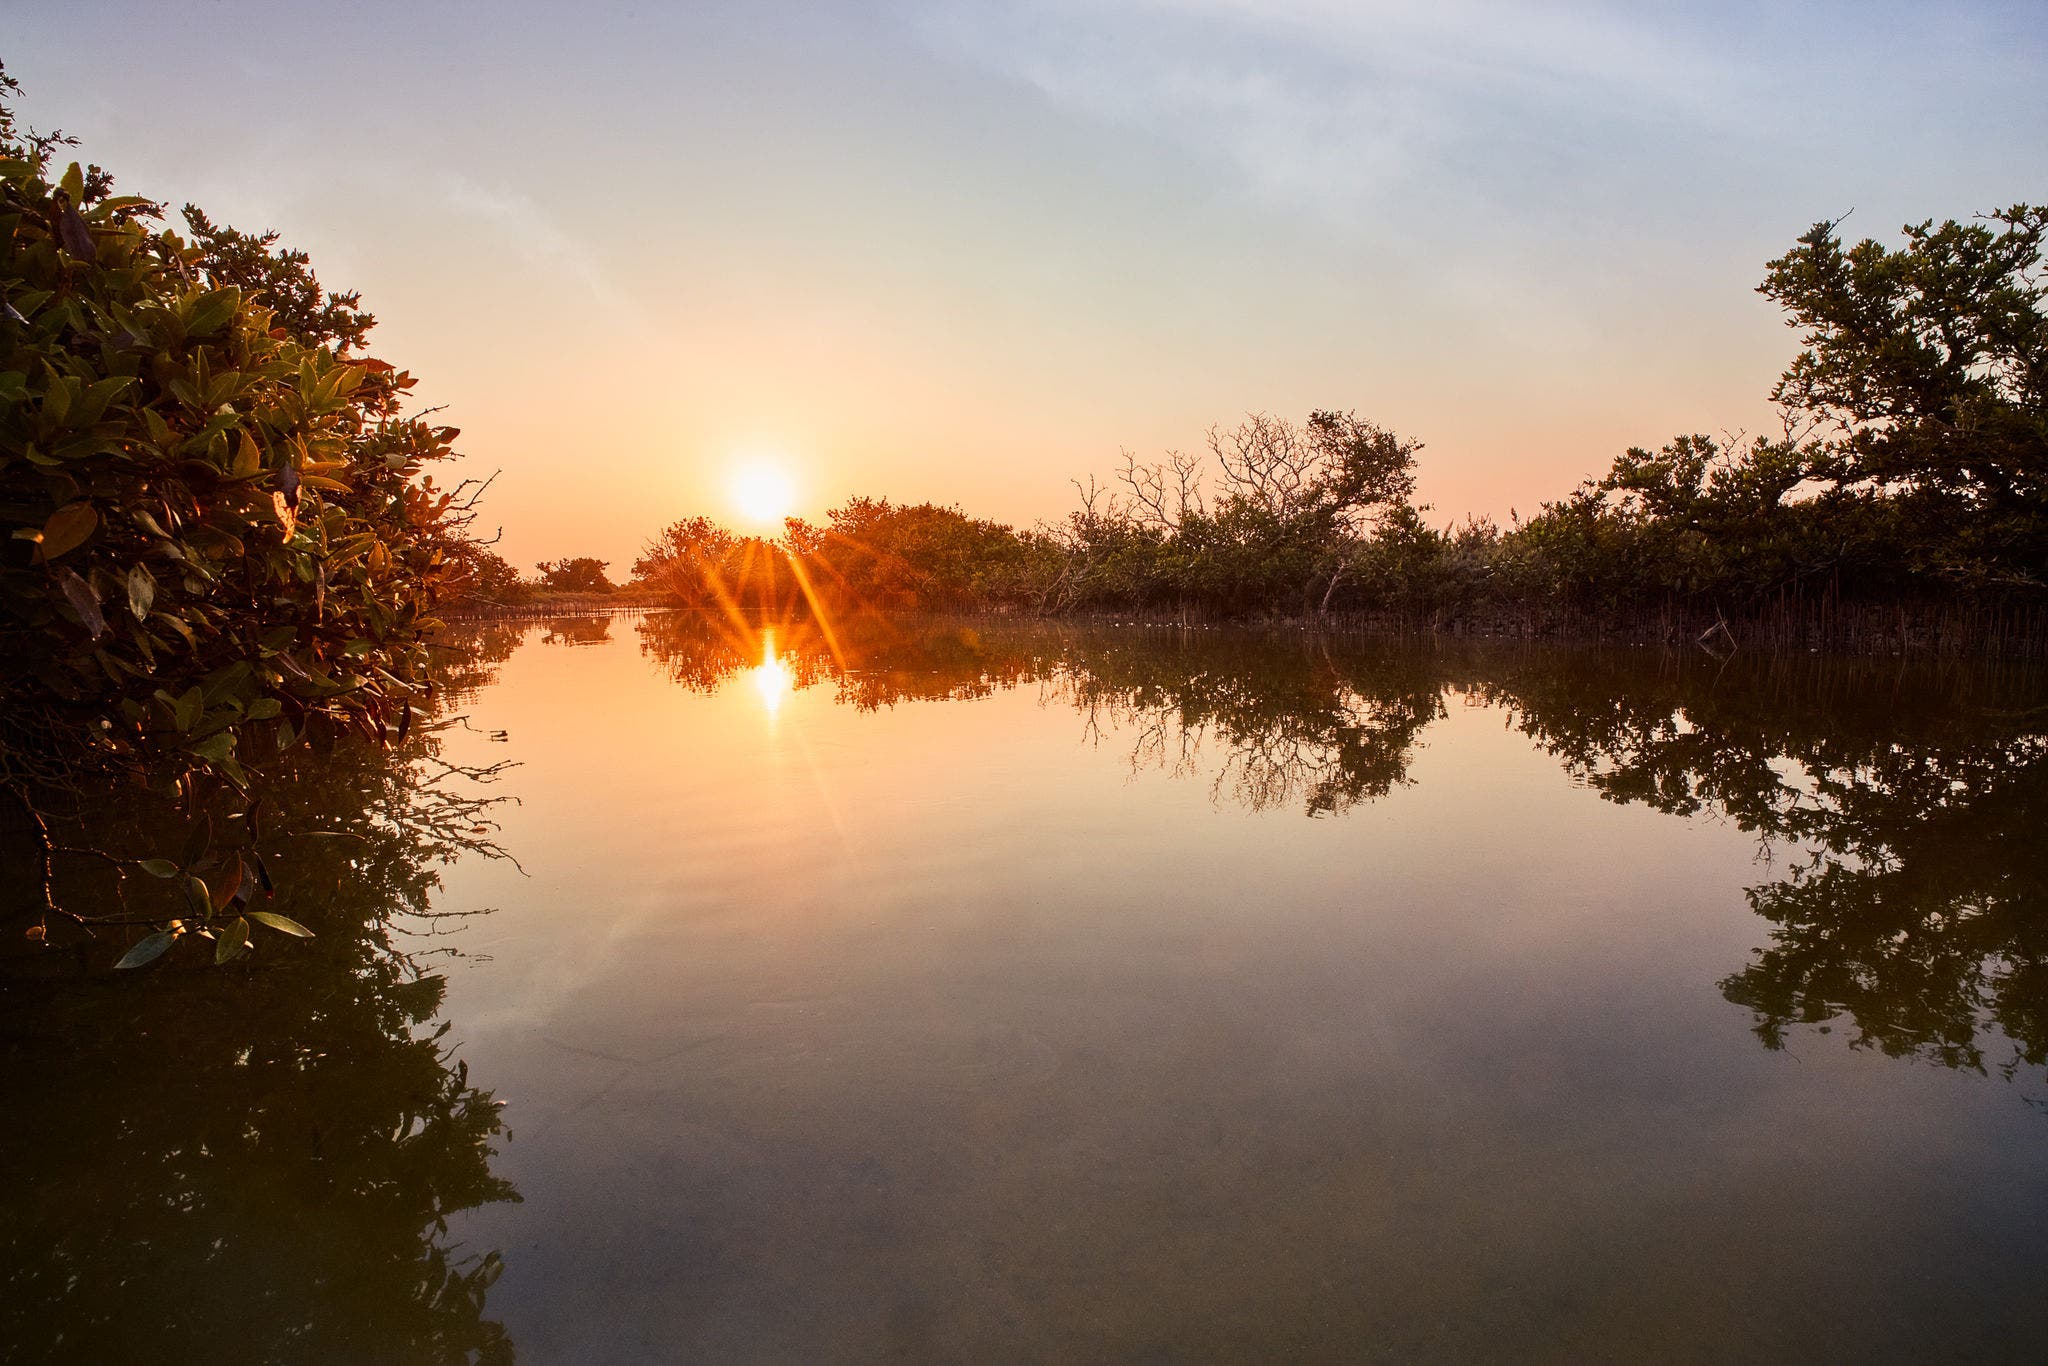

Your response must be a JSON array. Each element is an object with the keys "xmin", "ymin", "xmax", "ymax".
[{"xmin": 13, "ymin": 2, "xmax": 2044, "ymax": 572}]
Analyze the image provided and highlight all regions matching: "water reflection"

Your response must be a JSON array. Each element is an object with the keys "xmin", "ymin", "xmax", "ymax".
[
  {"xmin": 1048, "ymin": 636, "xmax": 1443, "ymax": 815},
  {"xmin": 1485, "ymin": 656, "xmax": 2048, "ymax": 1079},
  {"xmin": 751, "ymin": 628, "xmax": 794, "ymax": 714},
  {"xmin": 540, "ymin": 614, "xmax": 614, "ymax": 648},
  {"xmin": 0, "ymin": 625, "xmax": 527, "ymax": 1364},
  {"xmin": 637, "ymin": 612, "xmax": 2048, "ymax": 1090}
]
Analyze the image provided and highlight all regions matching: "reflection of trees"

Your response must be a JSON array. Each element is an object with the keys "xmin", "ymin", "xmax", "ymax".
[
  {"xmin": 0, "ymin": 629, "xmax": 523, "ymax": 1364},
  {"xmin": 639, "ymin": 612, "xmax": 2048, "ymax": 1086},
  {"xmin": 1482, "ymin": 654, "xmax": 2048, "ymax": 1083},
  {"xmin": 540, "ymin": 614, "xmax": 614, "ymax": 647},
  {"xmin": 635, "ymin": 614, "xmax": 1444, "ymax": 813},
  {"xmin": 1048, "ymin": 635, "xmax": 1443, "ymax": 815},
  {"xmin": 635, "ymin": 611, "xmax": 1052, "ymax": 709}
]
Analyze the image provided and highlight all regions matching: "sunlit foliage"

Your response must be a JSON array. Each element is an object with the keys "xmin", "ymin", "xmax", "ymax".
[
  {"xmin": 533, "ymin": 555, "xmax": 615, "ymax": 594},
  {"xmin": 0, "ymin": 65, "xmax": 493, "ymax": 943}
]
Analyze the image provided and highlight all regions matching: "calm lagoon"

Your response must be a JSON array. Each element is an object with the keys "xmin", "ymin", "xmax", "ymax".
[{"xmin": 6, "ymin": 615, "xmax": 2046, "ymax": 1363}]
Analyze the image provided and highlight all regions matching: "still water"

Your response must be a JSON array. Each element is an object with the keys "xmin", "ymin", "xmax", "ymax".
[{"xmin": 5, "ymin": 614, "xmax": 2047, "ymax": 1363}]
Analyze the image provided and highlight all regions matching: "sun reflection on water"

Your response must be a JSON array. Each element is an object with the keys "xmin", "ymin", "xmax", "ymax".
[{"xmin": 750, "ymin": 630, "xmax": 793, "ymax": 714}]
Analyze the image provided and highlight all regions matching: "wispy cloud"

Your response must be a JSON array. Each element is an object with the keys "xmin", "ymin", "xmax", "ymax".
[
  {"xmin": 914, "ymin": 0, "xmax": 1729, "ymax": 220},
  {"xmin": 443, "ymin": 174, "xmax": 646, "ymax": 327}
]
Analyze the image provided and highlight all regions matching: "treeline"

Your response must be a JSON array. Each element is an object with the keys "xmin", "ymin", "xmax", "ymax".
[
  {"xmin": 445, "ymin": 553, "xmax": 670, "ymax": 611},
  {"xmin": 628, "ymin": 206, "xmax": 2047, "ymax": 652}
]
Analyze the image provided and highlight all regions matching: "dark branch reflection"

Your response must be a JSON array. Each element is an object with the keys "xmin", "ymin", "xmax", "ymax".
[
  {"xmin": 0, "ymin": 624, "xmax": 528, "ymax": 1365},
  {"xmin": 1481, "ymin": 655, "xmax": 2048, "ymax": 1079},
  {"xmin": 638, "ymin": 612, "xmax": 2048, "ymax": 1089},
  {"xmin": 1043, "ymin": 634, "xmax": 1443, "ymax": 814}
]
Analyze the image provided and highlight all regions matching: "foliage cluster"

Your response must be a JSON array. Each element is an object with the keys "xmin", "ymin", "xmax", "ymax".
[
  {"xmin": 0, "ymin": 65, "xmax": 498, "ymax": 947},
  {"xmin": 3, "ymin": 78, "xmax": 447, "ymax": 789},
  {"xmin": 533, "ymin": 555, "xmax": 613, "ymax": 595}
]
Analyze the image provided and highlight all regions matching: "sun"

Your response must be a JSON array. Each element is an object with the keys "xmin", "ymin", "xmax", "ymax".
[{"xmin": 729, "ymin": 460, "xmax": 797, "ymax": 530}]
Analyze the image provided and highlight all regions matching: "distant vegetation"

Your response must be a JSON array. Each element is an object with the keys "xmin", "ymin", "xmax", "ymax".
[{"xmin": 630, "ymin": 205, "xmax": 2047, "ymax": 652}]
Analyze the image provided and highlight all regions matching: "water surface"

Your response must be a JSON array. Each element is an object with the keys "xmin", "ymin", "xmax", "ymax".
[{"xmin": 6, "ymin": 616, "xmax": 2046, "ymax": 1363}]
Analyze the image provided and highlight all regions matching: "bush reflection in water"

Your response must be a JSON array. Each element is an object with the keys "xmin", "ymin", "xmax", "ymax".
[
  {"xmin": 0, "ymin": 626, "xmax": 528, "ymax": 1366},
  {"xmin": 640, "ymin": 610, "xmax": 2048, "ymax": 1093}
]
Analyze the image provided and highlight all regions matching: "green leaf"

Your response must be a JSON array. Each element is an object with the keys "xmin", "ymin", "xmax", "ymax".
[
  {"xmin": 249, "ymin": 911, "xmax": 314, "ymax": 939},
  {"xmin": 126, "ymin": 563, "xmax": 156, "ymax": 620},
  {"xmin": 158, "ymin": 613, "xmax": 198, "ymax": 650},
  {"xmin": 187, "ymin": 731, "xmax": 234, "ymax": 763},
  {"xmin": 93, "ymin": 194, "xmax": 158, "ymax": 216},
  {"xmin": 137, "ymin": 858, "xmax": 179, "ymax": 878},
  {"xmin": 74, "ymin": 376, "xmax": 134, "ymax": 427},
  {"xmin": 35, "ymin": 502, "xmax": 98, "ymax": 561},
  {"xmin": 244, "ymin": 697, "xmax": 282, "ymax": 720},
  {"xmin": 56, "ymin": 204, "xmax": 95, "ymax": 259},
  {"xmin": 115, "ymin": 931, "xmax": 175, "ymax": 970},
  {"xmin": 186, "ymin": 286, "xmax": 241, "ymax": 338},
  {"xmin": 214, "ymin": 917, "xmax": 249, "ymax": 964},
  {"xmin": 173, "ymin": 686, "xmax": 204, "ymax": 733},
  {"xmin": 184, "ymin": 875, "xmax": 211, "ymax": 914},
  {"xmin": 232, "ymin": 429, "xmax": 261, "ymax": 478}
]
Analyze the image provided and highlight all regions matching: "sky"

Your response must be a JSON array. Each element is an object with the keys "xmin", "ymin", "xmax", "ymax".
[{"xmin": 10, "ymin": 1, "xmax": 2045, "ymax": 571}]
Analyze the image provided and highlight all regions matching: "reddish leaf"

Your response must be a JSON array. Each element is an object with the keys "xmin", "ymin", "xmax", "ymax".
[
  {"xmin": 209, "ymin": 853, "xmax": 243, "ymax": 910},
  {"xmin": 35, "ymin": 502, "xmax": 98, "ymax": 562}
]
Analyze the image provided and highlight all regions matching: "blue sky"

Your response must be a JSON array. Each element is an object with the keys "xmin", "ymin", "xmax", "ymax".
[{"xmin": 10, "ymin": 1, "xmax": 2043, "ymax": 566}]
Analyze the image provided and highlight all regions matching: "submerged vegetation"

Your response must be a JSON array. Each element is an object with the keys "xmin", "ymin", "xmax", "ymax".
[{"xmin": 632, "ymin": 206, "xmax": 2047, "ymax": 652}]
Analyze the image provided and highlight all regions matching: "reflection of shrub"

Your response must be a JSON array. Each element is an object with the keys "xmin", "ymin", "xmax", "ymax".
[
  {"xmin": 0, "ymin": 949, "xmax": 517, "ymax": 1364},
  {"xmin": 1486, "ymin": 652, "xmax": 2048, "ymax": 1084},
  {"xmin": 0, "ymin": 629, "xmax": 522, "ymax": 1361}
]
